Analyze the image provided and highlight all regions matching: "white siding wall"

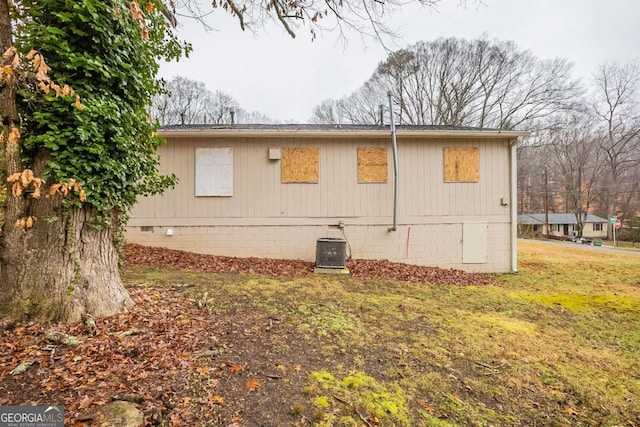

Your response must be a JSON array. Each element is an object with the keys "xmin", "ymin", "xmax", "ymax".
[
  {"xmin": 127, "ymin": 135, "xmax": 514, "ymax": 272},
  {"xmin": 126, "ymin": 223, "xmax": 511, "ymax": 273}
]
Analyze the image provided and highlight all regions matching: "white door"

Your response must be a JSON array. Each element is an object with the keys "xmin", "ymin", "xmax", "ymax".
[{"xmin": 462, "ymin": 222, "xmax": 488, "ymax": 264}]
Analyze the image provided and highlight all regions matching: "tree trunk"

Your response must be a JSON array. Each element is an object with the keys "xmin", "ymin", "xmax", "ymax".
[
  {"xmin": 0, "ymin": 202, "xmax": 133, "ymax": 322},
  {"xmin": 0, "ymin": 0, "xmax": 133, "ymax": 322}
]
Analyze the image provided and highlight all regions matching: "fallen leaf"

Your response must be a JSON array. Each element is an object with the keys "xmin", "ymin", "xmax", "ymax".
[
  {"xmin": 229, "ymin": 364, "xmax": 244, "ymax": 373},
  {"xmin": 77, "ymin": 396, "xmax": 93, "ymax": 409},
  {"xmin": 9, "ymin": 360, "xmax": 34, "ymax": 375},
  {"xmin": 245, "ymin": 379, "xmax": 260, "ymax": 391},
  {"xmin": 564, "ymin": 407, "xmax": 577, "ymax": 415},
  {"xmin": 210, "ymin": 395, "xmax": 225, "ymax": 405},
  {"xmin": 196, "ymin": 366, "xmax": 210, "ymax": 375},
  {"xmin": 423, "ymin": 405, "xmax": 435, "ymax": 415}
]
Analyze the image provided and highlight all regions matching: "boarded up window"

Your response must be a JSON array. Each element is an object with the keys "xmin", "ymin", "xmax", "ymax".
[
  {"xmin": 195, "ymin": 147, "xmax": 233, "ymax": 196},
  {"xmin": 358, "ymin": 147, "xmax": 388, "ymax": 183},
  {"xmin": 444, "ymin": 147, "xmax": 479, "ymax": 182},
  {"xmin": 281, "ymin": 147, "xmax": 319, "ymax": 183}
]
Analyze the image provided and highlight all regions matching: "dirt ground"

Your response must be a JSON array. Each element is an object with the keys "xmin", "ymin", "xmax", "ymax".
[{"xmin": 0, "ymin": 244, "xmax": 493, "ymax": 426}]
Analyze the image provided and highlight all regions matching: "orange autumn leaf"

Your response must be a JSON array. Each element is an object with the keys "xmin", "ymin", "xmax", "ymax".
[
  {"xmin": 146, "ymin": 1, "xmax": 155, "ymax": 12},
  {"xmin": 33, "ymin": 54, "xmax": 51, "ymax": 81},
  {"xmin": 449, "ymin": 393, "xmax": 463, "ymax": 404},
  {"xmin": 12, "ymin": 182, "xmax": 22, "ymax": 197},
  {"xmin": 2, "ymin": 46, "xmax": 16, "ymax": 59},
  {"xmin": 38, "ymin": 81, "xmax": 50, "ymax": 94},
  {"xmin": 210, "ymin": 395, "xmax": 225, "ymax": 405},
  {"xmin": 8, "ymin": 127, "xmax": 20, "ymax": 144},
  {"xmin": 62, "ymin": 84, "xmax": 74, "ymax": 96},
  {"xmin": 74, "ymin": 94, "xmax": 84, "ymax": 110},
  {"xmin": 130, "ymin": 0, "xmax": 144, "ymax": 19},
  {"xmin": 196, "ymin": 366, "xmax": 210, "ymax": 375},
  {"xmin": 245, "ymin": 379, "xmax": 260, "ymax": 391},
  {"xmin": 7, "ymin": 172, "xmax": 21, "ymax": 182},
  {"xmin": 51, "ymin": 82, "xmax": 61, "ymax": 97},
  {"xmin": 11, "ymin": 53, "xmax": 20, "ymax": 69},
  {"xmin": 48, "ymin": 183, "xmax": 62, "ymax": 196},
  {"xmin": 564, "ymin": 407, "xmax": 577, "ymax": 415},
  {"xmin": 20, "ymin": 169, "xmax": 34, "ymax": 186},
  {"xmin": 229, "ymin": 364, "xmax": 244, "ymax": 374}
]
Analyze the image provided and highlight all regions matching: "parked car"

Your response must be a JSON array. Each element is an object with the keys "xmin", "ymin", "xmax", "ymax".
[{"xmin": 569, "ymin": 236, "xmax": 592, "ymax": 244}]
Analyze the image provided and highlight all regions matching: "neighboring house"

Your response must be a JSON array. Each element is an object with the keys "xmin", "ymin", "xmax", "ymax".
[
  {"xmin": 126, "ymin": 124, "xmax": 529, "ymax": 273},
  {"xmin": 518, "ymin": 213, "xmax": 608, "ymax": 239}
]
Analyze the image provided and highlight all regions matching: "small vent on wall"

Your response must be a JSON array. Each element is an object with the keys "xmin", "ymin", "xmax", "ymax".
[
  {"xmin": 140, "ymin": 226, "xmax": 154, "ymax": 232},
  {"xmin": 268, "ymin": 148, "xmax": 281, "ymax": 160}
]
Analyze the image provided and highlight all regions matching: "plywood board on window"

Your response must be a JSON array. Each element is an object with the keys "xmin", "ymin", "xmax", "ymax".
[
  {"xmin": 358, "ymin": 147, "xmax": 388, "ymax": 183},
  {"xmin": 444, "ymin": 147, "xmax": 479, "ymax": 182},
  {"xmin": 281, "ymin": 147, "xmax": 319, "ymax": 183}
]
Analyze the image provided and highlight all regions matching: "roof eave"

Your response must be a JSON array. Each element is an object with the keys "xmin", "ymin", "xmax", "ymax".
[{"xmin": 157, "ymin": 128, "xmax": 531, "ymax": 139}]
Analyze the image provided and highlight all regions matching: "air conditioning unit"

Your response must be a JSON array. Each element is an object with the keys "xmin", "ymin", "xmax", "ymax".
[{"xmin": 315, "ymin": 237, "xmax": 347, "ymax": 269}]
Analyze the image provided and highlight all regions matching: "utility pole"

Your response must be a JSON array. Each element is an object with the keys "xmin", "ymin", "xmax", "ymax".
[{"xmin": 544, "ymin": 167, "xmax": 549, "ymax": 238}]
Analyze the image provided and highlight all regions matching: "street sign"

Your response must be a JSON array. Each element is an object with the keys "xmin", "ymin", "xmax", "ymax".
[
  {"xmin": 610, "ymin": 217, "xmax": 616, "ymax": 224},
  {"xmin": 615, "ymin": 219, "xmax": 621, "ymax": 229}
]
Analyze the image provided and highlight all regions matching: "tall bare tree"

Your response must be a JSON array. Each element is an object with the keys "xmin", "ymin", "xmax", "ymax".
[
  {"xmin": 150, "ymin": 76, "xmax": 272, "ymax": 125},
  {"xmin": 591, "ymin": 60, "xmax": 640, "ymax": 236},
  {"xmin": 548, "ymin": 112, "xmax": 606, "ymax": 236},
  {"xmin": 313, "ymin": 37, "xmax": 581, "ymax": 130},
  {"xmin": 152, "ymin": 76, "xmax": 211, "ymax": 124}
]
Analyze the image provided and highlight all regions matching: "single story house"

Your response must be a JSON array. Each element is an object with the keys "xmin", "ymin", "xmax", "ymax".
[
  {"xmin": 126, "ymin": 124, "xmax": 529, "ymax": 273},
  {"xmin": 518, "ymin": 213, "xmax": 608, "ymax": 239}
]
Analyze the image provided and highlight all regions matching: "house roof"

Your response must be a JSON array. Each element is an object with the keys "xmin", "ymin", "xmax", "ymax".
[
  {"xmin": 518, "ymin": 213, "xmax": 608, "ymax": 225},
  {"xmin": 158, "ymin": 124, "xmax": 530, "ymax": 139}
]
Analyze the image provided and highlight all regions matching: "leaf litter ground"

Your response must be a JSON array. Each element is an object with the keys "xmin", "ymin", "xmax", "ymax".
[{"xmin": 1, "ymin": 242, "xmax": 638, "ymax": 426}]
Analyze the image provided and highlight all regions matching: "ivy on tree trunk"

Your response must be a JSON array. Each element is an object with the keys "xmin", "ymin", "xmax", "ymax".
[{"xmin": 0, "ymin": 0, "xmax": 189, "ymax": 322}]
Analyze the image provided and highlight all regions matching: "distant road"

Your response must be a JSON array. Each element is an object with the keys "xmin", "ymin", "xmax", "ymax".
[{"xmin": 519, "ymin": 238, "xmax": 640, "ymax": 256}]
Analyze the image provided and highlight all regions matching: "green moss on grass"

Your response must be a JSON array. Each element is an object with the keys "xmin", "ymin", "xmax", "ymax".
[
  {"xmin": 521, "ymin": 293, "xmax": 640, "ymax": 312},
  {"xmin": 307, "ymin": 370, "xmax": 411, "ymax": 426}
]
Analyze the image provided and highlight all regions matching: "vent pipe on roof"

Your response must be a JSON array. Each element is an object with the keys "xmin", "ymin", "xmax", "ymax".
[
  {"xmin": 379, "ymin": 104, "xmax": 384, "ymax": 125},
  {"xmin": 180, "ymin": 113, "xmax": 185, "ymax": 126},
  {"xmin": 388, "ymin": 91, "xmax": 399, "ymax": 232},
  {"xmin": 230, "ymin": 110, "xmax": 235, "ymax": 126}
]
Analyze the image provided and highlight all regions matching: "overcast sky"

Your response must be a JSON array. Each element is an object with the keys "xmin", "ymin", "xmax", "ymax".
[{"xmin": 159, "ymin": 0, "xmax": 640, "ymax": 123}]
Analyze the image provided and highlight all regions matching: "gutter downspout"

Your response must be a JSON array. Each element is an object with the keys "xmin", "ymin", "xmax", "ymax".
[
  {"xmin": 388, "ymin": 91, "xmax": 399, "ymax": 232},
  {"xmin": 510, "ymin": 138, "xmax": 518, "ymax": 272}
]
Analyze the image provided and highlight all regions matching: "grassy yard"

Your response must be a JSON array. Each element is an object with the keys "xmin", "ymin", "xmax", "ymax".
[
  {"xmin": 119, "ymin": 240, "xmax": 640, "ymax": 426},
  {"xmin": 2, "ymin": 240, "xmax": 638, "ymax": 426}
]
